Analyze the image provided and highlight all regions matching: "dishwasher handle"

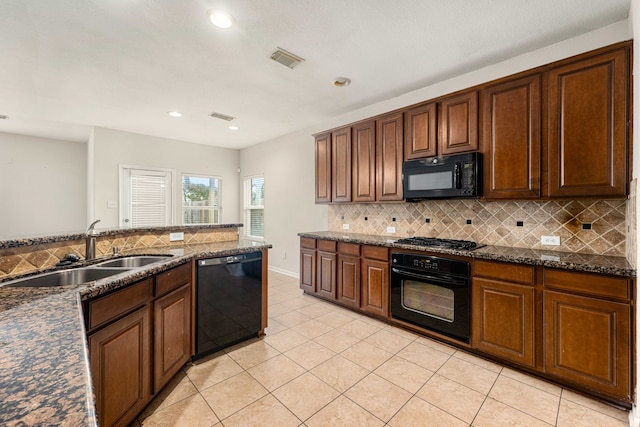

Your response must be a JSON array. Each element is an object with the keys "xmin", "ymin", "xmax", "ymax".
[{"xmin": 198, "ymin": 252, "xmax": 262, "ymax": 267}]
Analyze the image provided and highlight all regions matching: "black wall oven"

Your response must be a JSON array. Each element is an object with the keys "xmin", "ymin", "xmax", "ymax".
[{"xmin": 390, "ymin": 252, "xmax": 470, "ymax": 343}]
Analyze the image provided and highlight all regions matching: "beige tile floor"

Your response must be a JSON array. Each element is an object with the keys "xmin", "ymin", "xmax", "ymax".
[{"xmin": 131, "ymin": 271, "xmax": 630, "ymax": 427}]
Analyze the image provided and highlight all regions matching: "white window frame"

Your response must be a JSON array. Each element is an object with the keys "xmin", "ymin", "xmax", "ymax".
[
  {"xmin": 181, "ymin": 173, "xmax": 222, "ymax": 225},
  {"xmin": 243, "ymin": 174, "xmax": 264, "ymax": 240},
  {"xmin": 119, "ymin": 165, "xmax": 176, "ymax": 228}
]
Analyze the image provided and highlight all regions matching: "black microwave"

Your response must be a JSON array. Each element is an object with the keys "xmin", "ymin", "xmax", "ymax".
[{"xmin": 402, "ymin": 152, "xmax": 481, "ymax": 200}]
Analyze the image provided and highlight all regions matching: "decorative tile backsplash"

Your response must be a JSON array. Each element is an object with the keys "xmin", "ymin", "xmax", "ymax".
[
  {"xmin": 329, "ymin": 199, "xmax": 627, "ymax": 257},
  {"xmin": 626, "ymin": 179, "xmax": 637, "ymax": 268},
  {"xmin": 0, "ymin": 228, "xmax": 238, "ymax": 278}
]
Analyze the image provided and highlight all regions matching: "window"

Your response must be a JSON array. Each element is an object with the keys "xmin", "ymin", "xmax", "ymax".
[
  {"xmin": 244, "ymin": 175, "xmax": 264, "ymax": 238},
  {"xmin": 120, "ymin": 167, "xmax": 174, "ymax": 227},
  {"xmin": 182, "ymin": 175, "xmax": 221, "ymax": 225}
]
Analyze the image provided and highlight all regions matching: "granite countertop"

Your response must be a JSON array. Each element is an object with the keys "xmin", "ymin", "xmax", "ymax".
[
  {"xmin": 0, "ymin": 239, "xmax": 271, "ymax": 426},
  {"xmin": 298, "ymin": 231, "xmax": 636, "ymax": 277}
]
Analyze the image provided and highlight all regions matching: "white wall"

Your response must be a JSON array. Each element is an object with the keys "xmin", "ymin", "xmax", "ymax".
[
  {"xmin": 240, "ymin": 20, "xmax": 631, "ymax": 279},
  {"xmin": 0, "ymin": 132, "xmax": 87, "ymax": 239},
  {"xmin": 239, "ymin": 129, "xmax": 328, "ymax": 276},
  {"xmin": 91, "ymin": 127, "xmax": 241, "ymax": 229}
]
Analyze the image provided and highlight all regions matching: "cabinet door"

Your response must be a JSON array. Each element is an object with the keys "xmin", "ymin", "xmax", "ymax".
[
  {"xmin": 315, "ymin": 133, "xmax": 331, "ymax": 203},
  {"xmin": 337, "ymin": 254, "xmax": 360, "ymax": 308},
  {"xmin": 472, "ymin": 278, "xmax": 535, "ymax": 367},
  {"xmin": 154, "ymin": 284, "xmax": 192, "ymax": 393},
  {"xmin": 331, "ymin": 127, "xmax": 352, "ymax": 202},
  {"xmin": 405, "ymin": 102, "xmax": 437, "ymax": 159},
  {"xmin": 482, "ymin": 75, "xmax": 541, "ymax": 199},
  {"xmin": 361, "ymin": 258, "xmax": 389, "ymax": 317},
  {"xmin": 439, "ymin": 90, "xmax": 478, "ymax": 155},
  {"xmin": 89, "ymin": 306, "xmax": 151, "ymax": 427},
  {"xmin": 352, "ymin": 120, "xmax": 376, "ymax": 202},
  {"xmin": 300, "ymin": 248, "xmax": 316, "ymax": 293},
  {"xmin": 376, "ymin": 112, "xmax": 404, "ymax": 201},
  {"xmin": 544, "ymin": 290, "xmax": 630, "ymax": 400},
  {"xmin": 547, "ymin": 47, "xmax": 629, "ymax": 198},
  {"xmin": 316, "ymin": 250, "xmax": 337, "ymax": 300}
]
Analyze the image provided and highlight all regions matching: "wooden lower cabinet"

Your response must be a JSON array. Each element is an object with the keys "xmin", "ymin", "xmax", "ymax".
[
  {"xmin": 361, "ymin": 246, "xmax": 390, "ymax": 317},
  {"xmin": 89, "ymin": 305, "xmax": 151, "ymax": 427},
  {"xmin": 154, "ymin": 284, "xmax": 192, "ymax": 393},
  {"xmin": 336, "ymin": 242, "xmax": 360, "ymax": 308},
  {"xmin": 300, "ymin": 238, "xmax": 316, "ymax": 293},
  {"xmin": 86, "ymin": 263, "xmax": 194, "ymax": 427},
  {"xmin": 316, "ymin": 250, "xmax": 337, "ymax": 299},
  {"xmin": 472, "ymin": 278, "xmax": 535, "ymax": 367},
  {"xmin": 472, "ymin": 260, "xmax": 535, "ymax": 367},
  {"xmin": 543, "ymin": 290, "xmax": 631, "ymax": 400}
]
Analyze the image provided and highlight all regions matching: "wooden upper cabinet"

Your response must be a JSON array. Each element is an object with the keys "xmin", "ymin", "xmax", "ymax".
[
  {"xmin": 314, "ymin": 133, "xmax": 331, "ymax": 203},
  {"xmin": 331, "ymin": 127, "xmax": 352, "ymax": 202},
  {"xmin": 547, "ymin": 47, "xmax": 629, "ymax": 198},
  {"xmin": 404, "ymin": 102, "xmax": 437, "ymax": 160},
  {"xmin": 352, "ymin": 120, "xmax": 376, "ymax": 202},
  {"xmin": 482, "ymin": 75, "xmax": 541, "ymax": 199},
  {"xmin": 439, "ymin": 90, "xmax": 479, "ymax": 155},
  {"xmin": 376, "ymin": 112, "xmax": 404, "ymax": 201}
]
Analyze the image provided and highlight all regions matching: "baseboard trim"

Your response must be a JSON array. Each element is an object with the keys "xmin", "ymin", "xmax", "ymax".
[{"xmin": 268, "ymin": 266, "xmax": 299, "ymax": 279}]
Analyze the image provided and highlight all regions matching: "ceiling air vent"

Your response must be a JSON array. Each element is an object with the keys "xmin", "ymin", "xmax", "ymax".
[
  {"xmin": 269, "ymin": 47, "xmax": 305, "ymax": 69},
  {"xmin": 208, "ymin": 112, "xmax": 236, "ymax": 121}
]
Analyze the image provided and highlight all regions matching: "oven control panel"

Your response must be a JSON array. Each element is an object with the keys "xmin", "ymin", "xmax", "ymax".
[{"xmin": 391, "ymin": 253, "xmax": 469, "ymax": 277}]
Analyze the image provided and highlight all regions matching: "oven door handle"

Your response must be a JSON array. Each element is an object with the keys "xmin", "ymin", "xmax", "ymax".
[{"xmin": 391, "ymin": 268, "xmax": 466, "ymax": 286}]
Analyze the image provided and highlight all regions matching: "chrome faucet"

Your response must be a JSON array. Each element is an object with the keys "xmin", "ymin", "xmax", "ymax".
[{"xmin": 85, "ymin": 219, "xmax": 101, "ymax": 260}]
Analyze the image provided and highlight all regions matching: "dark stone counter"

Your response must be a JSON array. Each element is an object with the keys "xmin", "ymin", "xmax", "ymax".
[
  {"xmin": 298, "ymin": 231, "xmax": 636, "ymax": 277},
  {"xmin": 0, "ymin": 239, "xmax": 270, "ymax": 426}
]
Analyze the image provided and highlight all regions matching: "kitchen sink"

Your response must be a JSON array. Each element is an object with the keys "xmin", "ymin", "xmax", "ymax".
[
  {"xmin": 2, "ymin": 268, "xmax": 133, "ymax": 288},
  {"xmin": 93, "ymin": 255, "xmax": 172, "ymax": 268}
]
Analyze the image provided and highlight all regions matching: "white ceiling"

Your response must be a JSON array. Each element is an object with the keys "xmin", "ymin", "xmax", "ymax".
[{"xmin": 0, "ymin": 0, "xmax": 631, "ymax": 149}]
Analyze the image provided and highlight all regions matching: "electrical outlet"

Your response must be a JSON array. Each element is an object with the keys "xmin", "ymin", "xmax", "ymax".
[
  {"xmin": 541, "ymin": 235, "xmax": 560, "ymax": 246},
  {"xmin": 342, "ymin": 224, "xmax": 350, "ymax": 230},
  {"xmin": 107, "ymin": 200, "xmax": 117, "ymax": 208},
  {"xmin": 386, "ymin": 226, "xmax": 396, "ymax": 233},
  {"xmin": 169, "ymin": 232, "xmax": 184, "ymax": 242}
]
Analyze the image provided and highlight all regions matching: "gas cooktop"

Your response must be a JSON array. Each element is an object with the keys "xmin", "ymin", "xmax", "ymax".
[{"xmin": 394, "ymin": 237, "xmax": 481, "ymax": 250}]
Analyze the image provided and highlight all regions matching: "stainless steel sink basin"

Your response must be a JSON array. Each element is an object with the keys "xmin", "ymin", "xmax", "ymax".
[
  {"xmin": 2, "ymin": 268, "xmax": 133, "ymax": 288},
  {"xmin": 94, "ymin": 255, "xmax": 172, "ymax": 268}
]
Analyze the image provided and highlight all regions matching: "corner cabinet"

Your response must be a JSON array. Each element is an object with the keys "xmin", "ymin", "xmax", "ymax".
[
  {"xmin": 472, "ymin": 260, "xmax": 535, "ymax": 368},
  {"xmin": 543, "ymin": 269, "xmax": 631, "ymax": 401},
  {"xmin": 547, "ymin": 47, "xmax": 629, "ymax": 198},
  {"xmin": 85, "ymin": 262, "xmax": 194, "ymax": 427}
]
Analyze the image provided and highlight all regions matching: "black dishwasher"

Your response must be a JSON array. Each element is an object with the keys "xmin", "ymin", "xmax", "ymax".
[{"xmin": 195, "ymin": 251, "xmax": 262, "ymax": 360}]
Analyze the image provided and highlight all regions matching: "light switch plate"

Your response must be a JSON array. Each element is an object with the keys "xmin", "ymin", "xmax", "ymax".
[
  {"xmin": 169, "ymin": 232, "xmax": 184, "ymax": 242},
  {"xmin": 541, "ymin": 235, "xmax": 560, "ymax": 246},
  {"xmin": 386, "ymin": 226, "xmax": 396, "ymax": 233}
]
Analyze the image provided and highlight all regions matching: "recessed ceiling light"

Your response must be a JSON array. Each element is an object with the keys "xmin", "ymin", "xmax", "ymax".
[
  {"xmin": 0, "ymin": 115, "xmax": 8, "ymax": 120},
  {"xmin": 168, "ymin": 111, "xmax": 183, "ymax": 118},
  {"xmin": 228, "ymin": 125, "xmax": 239, "ymax": 131},
  {"xmin": 332, "ymin": 77, "xmax": 351, "ymax": 87},
  {"xmin": 208, "ymin": 10, "xmax": 235, "ymax": 29}
]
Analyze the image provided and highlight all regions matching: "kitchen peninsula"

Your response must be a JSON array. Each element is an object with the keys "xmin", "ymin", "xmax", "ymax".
[{"xmin": 0, "ymin": 224, "xmax": 271, "ymax": 426}]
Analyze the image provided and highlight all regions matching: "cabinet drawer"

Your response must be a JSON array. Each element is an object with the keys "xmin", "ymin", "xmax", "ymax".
[
  {"xmin": 318, "ymin": 240, "xmax": 337, "ymax": 252},
  {"xmin": 338, "ymin": 242, "xmax": 360, "ymax": 256},
  {"xmin": 544, "ymin": 269, "xmax": 630, "ymax": 300},
  {"xmin": 475, "ymin": 260, "xmax": 534, "ymax": 285},
  {"xmin": 362, "ymin": 245, "xmax": 389, "ymax": 261},
  {"xmin": 87, "ymin": 278, "xmax": 152, "ymax": 331},
  {"xmin": 155, "ymin": 262, "xmax": 192, "ymax": 297},
  {"xmin": 301, "ymin": 238, "xmax": 316, "ymax": 249}
]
